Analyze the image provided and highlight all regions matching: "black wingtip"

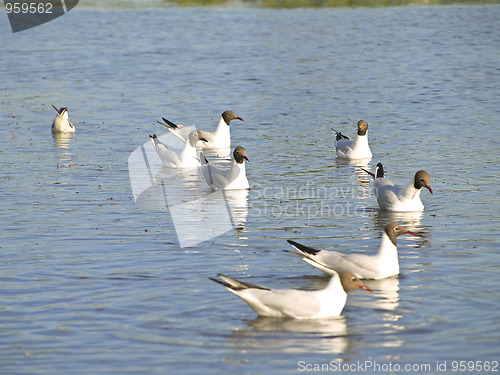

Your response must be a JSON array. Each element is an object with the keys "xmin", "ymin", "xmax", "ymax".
[
  {"xmin": 360, "ymin": 167, "xmax": 375, "ymax": 178},
  {"xmin": 331, "ymin": 128, "xmax": 350, "ymax": 141},
  {"xmin": 161, "ymin": 117, "xmax": 178, "ymax": 129},
  {"xmin": 149, "ymin": 134, "xmax": 157, "ymax": 139},
  {"xmin": 339, "ymin": 133, "xmax": 349, "ymax": 141},
  {"xmin": 209, "ymin": 276, "xmax": 233, "ymax": 290},
  {"xmin": 287, "ymin": 240, "xmax": 320, "ymax": 256},
  {"xmin": 210, "ymin": 275, "xmax": 268, "ymax": 291}
]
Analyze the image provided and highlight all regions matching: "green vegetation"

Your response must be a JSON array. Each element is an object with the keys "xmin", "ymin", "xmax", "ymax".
[{"xmin": 165, "ymin": 0, "xmax": 500, "ymax": 7}]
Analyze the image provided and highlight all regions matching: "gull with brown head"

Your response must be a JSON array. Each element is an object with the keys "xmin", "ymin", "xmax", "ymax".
[
  {"xmin": 287, "ymin": 223, "xmax": 416, "ymax": 280},
  {"xmin": 361, "ymin": 163, "xmax": 433, "ymax": 211},
  {"xmin": 332, "ymin": 120, "xmax": 372, "ymax": 160},
  {"xmin": 210, "ymin": 270, "xmax": 371, "ymax": 319},
  {"xmin": 157, "ymin": 110, "xmax": 243, "ymax": 149},
  {"xmin": 200, "ymin": 146, "xmax": 249, "ymax": 191}
]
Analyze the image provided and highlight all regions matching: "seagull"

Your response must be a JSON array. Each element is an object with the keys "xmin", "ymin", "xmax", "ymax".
[
  {"xmin": 149, "ymin": 130, "xmax": 208, "ymax": 168},
  {"xmin": 361, "ymin": 163, "xmax": 433, "ymax": 212},
  {"xmin": 51, "ymin": 105, "xmax": 75, "ymax": 133},
  {"xmin": 200, "ymin": 146, "xmax": 249, "ymax": 191},
  {"xmin": 210, "ymin": 271, "xmax": 372, "ymax": 319},
  {"xmin": 286, "ymin": 223, "xmax": 416, "ymax": 280},
  {"xmin": 157, "ymin": 110, "xmax": 243, "ymax": 149},
  {"xmin": 332, "ymin": 120, "xmax": 372, "ymax": 160}
]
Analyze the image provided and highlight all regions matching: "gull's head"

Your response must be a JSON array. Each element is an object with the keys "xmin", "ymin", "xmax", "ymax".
[
  {"xmin": 222, "ymin": 110, "xmax": 244, "ymax": 126},
  {"xmin": 53, "ymin": 104, "xmax": 69, "ymax": 119},
  {"xmin": 188, "ymin": 130, "xmax": 208, "ymax": 147},
  {"xmin": 357, "ymin": 120, "xmax": 368, "ymax": 136},
  {"xmin": 338, "ymin": 271, "xmax": 372, "ymax": 293},
  {"xmin": 414, "ymin": 170, "xmax": 433, "ymax": 195},
  {"xmin": 233, "ymin": 146, "xmax": 249, "ymax": 164},
  {"xmin": 384, "ymin": 222, "xmax": 417, "ymax": 246}
]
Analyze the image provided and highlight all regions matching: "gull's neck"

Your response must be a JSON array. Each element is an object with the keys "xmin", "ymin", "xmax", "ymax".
[{"xmin": 213, "ymin": 116, "xmax": 230, "ymax": 140}]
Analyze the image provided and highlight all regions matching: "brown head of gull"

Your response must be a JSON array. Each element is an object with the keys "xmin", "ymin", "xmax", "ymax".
[
  {"xmin": 233, "ymin": 146, "xmax": 249, "ymax": 164},
  {"xmin": 356, "ymin": 120, "xmax": 368, "ymax": 136},
  {"xmin": 384, "ymin": 222, "xmax": 417, "ymax": 247},
  {"xmin": 222, "ymin": 110, "xmax": 244, "ymax": 126},
  {"xmin": 338, "ymin": 271, "xmax": 373, "ymax": 293}
]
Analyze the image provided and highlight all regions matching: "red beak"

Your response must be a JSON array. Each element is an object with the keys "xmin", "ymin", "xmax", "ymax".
[
  {"xmin": 243, "ymin": 155, "xmax": 249, "ymax": 162},
  {"xmin": 236, "ymin": 117, "xmax": 244, "ymax": 121},
  {"xmin": 404, "ymin": 230, "xmax": 417, "ymax": 236},
  {"xmin": 360, "ymin": 284, "xmax": 372, "ymax": 292},
  {"xmin": 427, "ymin": 186, "xmax": 433, "ymax": 195}
]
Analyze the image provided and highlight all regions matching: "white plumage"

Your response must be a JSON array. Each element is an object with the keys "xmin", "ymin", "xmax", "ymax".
[
  {"xmin": 287, "ymin": 223, "xmax": 416, "ymax": 280},
  {"xmin": 210, "ymin": 271, "xmax": 371, "ymax": 319},
  {"xmin": 362, "ymin": 163, "xmax": 433, "ymax": 212},
  {"xmin": 332, "ymin": 120, "xmax": 372, "ymax": 160},
  {"xmin": 200, "ymin": 146, "xmax": 249, "ymax": 191},
  {"xmin": 149, "ymin": 130, "xmax": 207, "ymax": 168},
  {"xmin": 157, "ymin": 110, "xmax": 243, "ymax": 149},
  {"xmin": 51, "ymin": 105, "xmax": 75, "ymax": 133}
]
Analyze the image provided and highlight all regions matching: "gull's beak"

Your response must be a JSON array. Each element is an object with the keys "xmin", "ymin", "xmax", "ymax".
[{"xmin": 360, "ymin": 284, "xmax": 372, "ymax": 292}]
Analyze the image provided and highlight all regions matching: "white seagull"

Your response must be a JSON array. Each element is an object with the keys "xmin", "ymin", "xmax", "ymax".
[
  {"xmin": 286, "ymin": 223, "xmax": 416, "ymax": 280},
  {"xmin": 51, "ymin": 105, "xmax": 75, "ymax": 133},
  {"xmin": 361, "ymin": 163, "xmax": 433, "ymax": 212},
  {"xmin": 332, "ymin": 120, "xmax": 372, "ymax": 160},
  {"xmin": 200, "ymin": 146, "xmax": 249, "ymax": 191},
  {"xmin": 210, "ymin": 271, "xmax": 372, "ymax": 319},
  {"xmin": 157, "ymin": 110, "xmax": 243, "ymax": 149},
  {"xmin": 149, "ymin": 130, "xmax": 207, "ymax": 168}
]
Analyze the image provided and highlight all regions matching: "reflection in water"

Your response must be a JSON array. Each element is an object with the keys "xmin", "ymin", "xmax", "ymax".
[
  {"xmin": 370, "ymin": 209, "xmax": 432, "ymax": 249},
  {"xmin": 169, "ymin": 189, "xmax": 234, "ymax": 247},
  {"xmin": 53, "ymin": 133, "xmax": 75, "ymax": 165},
  {"xmin": 371, "ymin": 209, "xmax": 424, "ymax": 233},
  {"xmin": 135, "ymin": 167, "xmax": 202, "ymax": 211},
  {"xmin": 53, "ymin": 132, "xmax": 75, "ymax": 150},
  {"xmin": 133, "ymin": 158, "xmax": 249, "ymax": 246},
  {"xmin": 229, "ymin": 316, "xmax": 348, "ymax": 354},
  {"xmin": 223, "ymin": 189, "xmax": 249, "ymax": 230},
  {"xmin": 203, "ymin": 147, "xmax": 231, "ymax": 158},
  {"xmin": 336, "ymin": 157, "xmax": 373, "ymax": 201},
  {"xmin": 350, "ymin": 277, "xmax": 400, "ymax": 311},
  {"xmin": 336, "ymin": 157, "xmax": 372, "ymax": 169}
]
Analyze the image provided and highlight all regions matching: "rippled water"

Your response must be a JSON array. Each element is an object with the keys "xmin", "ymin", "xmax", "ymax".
[{"xmin": 2, "ymin": 3, "xmax": 500, "ymax": 374}]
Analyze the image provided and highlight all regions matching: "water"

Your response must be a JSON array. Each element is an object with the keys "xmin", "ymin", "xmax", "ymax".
[{"xmin": 1, "ymin": 3, "xmax": 500, "ymax": 374}]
